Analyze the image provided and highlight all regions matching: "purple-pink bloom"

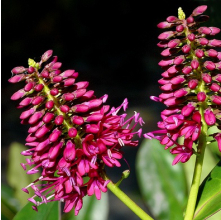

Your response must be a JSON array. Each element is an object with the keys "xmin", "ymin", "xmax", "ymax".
[
  {"xmin": 170, "ymin": 138, "xmax": 193, "ymax": 165},
  {"xmin": 145, "ymin": 5, "xmax": 221, "ymax": 164},
  {"xmin": 9, "ymin": 50, "xmax": 144, "ymax": 214}
]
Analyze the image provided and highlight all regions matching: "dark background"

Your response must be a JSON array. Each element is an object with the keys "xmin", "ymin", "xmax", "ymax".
[{"xmin": 2, "ymin": 0, "xmax": 221, "ymax": 219}]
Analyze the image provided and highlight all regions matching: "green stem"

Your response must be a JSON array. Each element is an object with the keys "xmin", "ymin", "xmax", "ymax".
[
  {"xmin": 184, "ymin": 106, "xmax": 208, "ymax": 220},
  {"xmin": 107, "ymin": 180, "xmax": 153, "ymax": 220}
]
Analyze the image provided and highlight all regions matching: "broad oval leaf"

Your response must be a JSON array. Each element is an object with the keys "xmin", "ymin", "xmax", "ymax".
[
  {"xmin": 194, "ymin": 160, "xmax": 221, "ymax": 220},
  {"xmin": 1, "ymin": 184, "xmax": 21, "ymax": 220},
  {"xmin": 7, "ymin": 142, "xmax": 40, "ymax": 206},
  {"xmin": 136, "ymin": 139, "xmax": 188, "ymax": 220},
  {"xmin": 62, "ymin": 193, "xmax": 109, "ymax": 220},
  {"xmin": 13, "ymin": 201, "xmax": 59, "ymax": 220}
]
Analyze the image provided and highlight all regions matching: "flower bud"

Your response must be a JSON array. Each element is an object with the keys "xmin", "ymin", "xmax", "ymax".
[
  {"xmin": 204, "ymin": 108, "xmax": 216, "ymax": 126},
  {"xmin": 197, "ymin": 92, "xmax": 206, "ymax": 102}
]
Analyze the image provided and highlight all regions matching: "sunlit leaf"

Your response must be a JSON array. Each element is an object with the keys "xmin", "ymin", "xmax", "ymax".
[
  {"xmin": 194, "ymin": 160, "xmax": 221, "ymax": 220},
  {"xmin": 183, "ymin": 144, "xmax": 219, "ymax": 191},
  {"xmin": 136, "ymin": 139, "xmax": 188, "ymax": 220},
  {"xmin": 1, "ymin": 184, "xmax": 20, "ymax": 220},
  {"xmin": 13, "ymin": 200, "xmax": 59, "ymax": 220},
  {"xmin": 62, "ymin": 193, "xmax": 109, "ymax": 220},
  {"xmin": 6, "ymin": 142, "xmax": 40, "ymax": 206}
]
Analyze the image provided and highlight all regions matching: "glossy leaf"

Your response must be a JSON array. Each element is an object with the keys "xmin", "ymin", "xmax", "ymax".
[
  {"xmin": 182, "ymin": 141, "xmax": 219, "ymax": 190},
  {"xmin": 6, "ymin": 142, "xmax": 40, "ymax": 206},
  {"xmin": 136, "ymin": 138, "xmax": 188, "ymax": 220},
  {"xmin": 13, "ymin": 200, "xmax": 59, "ymax": 220},
  {"xmin": 62, "ymin": 193, "xmax": 109, "ymax": 220},
  {"xmin": 1, "ymin": 184, "xmax": 20, "ymax": 220},
  {"xmin": 194, "ymin": 160, "xmax": 221, "ymax": 220}
]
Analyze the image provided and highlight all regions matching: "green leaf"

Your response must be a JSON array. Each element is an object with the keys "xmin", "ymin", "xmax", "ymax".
[
  {"xmin": 62, "ymin": 193, "xmax": 109, "ymax": 220},
  {"xmin": 6, "ymin": 142, "xmax": 40, "ymax": 206},
  {"xmin": 136, "ymin": 139, "xmax": 188, "ymax": 220},
  {"xmin": 183, "ymin": 143, "xmax": 219, "ymax": 191},
  {"xmin": 194, "ymin": 160, "xmax": 221, "ymax": 220},
  {"xmin": 1, "ymin": 184, "xmax": 21, "ymax": 220},
  {"xmin": 13, "ymin": 200, "xmax": 59, "ymax": 220}
]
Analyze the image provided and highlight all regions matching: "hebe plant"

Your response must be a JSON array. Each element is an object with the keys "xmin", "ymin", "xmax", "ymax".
[{"xmin": 8, "ymin": 5, "xmax": 221, "ymax": 220}]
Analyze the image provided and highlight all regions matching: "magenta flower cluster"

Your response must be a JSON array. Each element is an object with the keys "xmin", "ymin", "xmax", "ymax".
[
  {"xmin": 144, "ymin": 5, "xmax": 221, "ymax": 165},
  {"xmin": 9, "ymin": 50, "xmax": 143, "ymax": 214}
]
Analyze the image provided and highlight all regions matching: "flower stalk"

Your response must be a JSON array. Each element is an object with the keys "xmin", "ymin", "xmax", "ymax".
[
  {"xmin": 105, "ymin": 178, "xmax": 153, "ymax": 220},
  {"xmin": 184, "ymin": 103, "xmax": 208, "ymax": 220}
]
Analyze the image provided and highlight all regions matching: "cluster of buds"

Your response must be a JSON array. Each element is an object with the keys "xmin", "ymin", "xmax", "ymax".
[
  {"xmin": 144, "ymin": 5, "xmax": 221, "ymax": 165},
  {"xmin": 9, "ymin": 50, "xmax": 144, "ymax": 214}
]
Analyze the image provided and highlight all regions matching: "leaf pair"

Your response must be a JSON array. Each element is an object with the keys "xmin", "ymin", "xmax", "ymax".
[{"xmin": 136, "ymin": 139, "xmax": 221, "ymax": 220}]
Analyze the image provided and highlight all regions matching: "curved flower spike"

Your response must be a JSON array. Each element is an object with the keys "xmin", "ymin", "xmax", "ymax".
[
  {"xmin": 9, "ymin": 50, "xmax": 143, "ymax": 214},
  {"xmin": 146, "ymin": 5, "xmax": 221, "ymax": 164}
]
